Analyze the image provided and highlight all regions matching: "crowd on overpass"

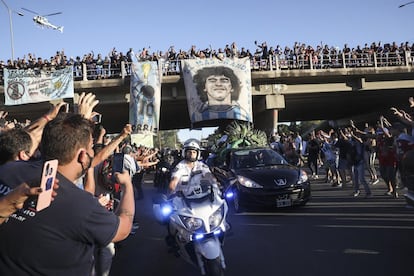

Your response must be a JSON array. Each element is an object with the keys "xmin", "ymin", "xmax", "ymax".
[{"xmin": 1, "ymin": 40, "xmax": 413, "ymax": 82}]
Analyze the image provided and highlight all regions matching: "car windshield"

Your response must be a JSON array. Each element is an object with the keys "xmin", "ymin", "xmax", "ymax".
[{"xmin": 231, "ymin": 148, "xmax": 288, "ymax": 169}]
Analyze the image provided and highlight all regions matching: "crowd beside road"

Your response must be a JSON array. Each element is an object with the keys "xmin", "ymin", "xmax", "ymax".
[
  {"xmin": 1, "ymin": 89, "xmax": 414, "ymax": 274},
  {"xmin": 1, "ymin": 40, "xmax": 413, "ymax": 82},
  {"xmin": 0, "ymin": 49, "xmax": 414, "ymax": 275},
  {"xmin": 270, "ymin": 97, "xmax": 414, "ymax": 199},
  {"xmin": 0, "ymin": 92, "xmax": 161, "ymax": 275}
]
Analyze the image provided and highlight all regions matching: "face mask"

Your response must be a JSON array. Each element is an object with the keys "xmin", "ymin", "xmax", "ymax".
[{"xmin": 80, "ymin": 152, "xmax": 93, "ymax": 177}]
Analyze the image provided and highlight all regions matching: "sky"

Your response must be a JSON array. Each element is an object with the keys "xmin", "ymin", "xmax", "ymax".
[{"xmin": 1, "ymin": 0, "xmax": 413, "ymax": 141}]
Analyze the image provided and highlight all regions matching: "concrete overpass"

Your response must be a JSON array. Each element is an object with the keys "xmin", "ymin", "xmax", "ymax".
[{"xmin": 1, "ymin": 64, "xmax": 414, "ymax": 134}]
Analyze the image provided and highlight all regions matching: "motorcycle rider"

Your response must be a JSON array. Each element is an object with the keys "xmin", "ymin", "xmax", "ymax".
[
  {"xmin": 168, "ymin": 139, "xmax": 213, "ymax": 194},
  {"xmin": 166, "ymin": 139, "xmax": 217, "ymax": 250}
]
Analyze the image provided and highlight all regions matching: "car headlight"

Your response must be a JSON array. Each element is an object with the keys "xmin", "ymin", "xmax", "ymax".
[
  {"xmin": 209, "ymin": 206, "xmax": 224, "ymax": 229},
  {"xmin": 237, "ymin": 175, "xmax": 263, "ymax": 188},
  {"xmin": 179, "ymin": 215, "xmax": 203, "ymax": 231},
  {"xmin": 297, "ymin": 170, "xmax": 309, "ymax": 184}
]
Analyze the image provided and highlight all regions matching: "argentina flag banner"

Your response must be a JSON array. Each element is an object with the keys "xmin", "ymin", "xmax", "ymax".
[
  {"xmin": 181, "ymin": 57, "xmax": 252, "ymax": 125},
  {"xmin": 130, "ymin": 61, "xmax": 161, "ymax": 134},
  {"xmin": 4, "ymin": 67, "xmax": 74, "ymax": 105}
]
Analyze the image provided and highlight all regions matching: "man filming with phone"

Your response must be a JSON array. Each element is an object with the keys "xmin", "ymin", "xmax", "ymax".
[{"xmin": 0, "ymin": 93, "xmax": 135, "ymax": 275}]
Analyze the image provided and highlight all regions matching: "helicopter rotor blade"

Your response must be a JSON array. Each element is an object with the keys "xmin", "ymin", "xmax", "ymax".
[
  {"xmin": 21, "ymin": 7, "xmax": 39, "ymax": 15},
  {"xmin": 42, "ymin": 12, "xmax": 62, "ymax": 17}
]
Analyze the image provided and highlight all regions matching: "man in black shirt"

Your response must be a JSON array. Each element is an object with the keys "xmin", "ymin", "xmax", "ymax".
[{"xmin": 0, "ymin": 113, "xmax": 135, "ymax": 275}]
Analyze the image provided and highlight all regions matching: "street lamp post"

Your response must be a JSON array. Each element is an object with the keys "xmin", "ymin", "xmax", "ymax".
[{"xmin": 1, "ymin": 0, "xmax": 23, "ymax": 62}]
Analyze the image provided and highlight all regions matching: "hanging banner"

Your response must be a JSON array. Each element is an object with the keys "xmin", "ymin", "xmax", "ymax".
[
  {"xmin": 130, "ymin": 61, "xmax": 161, "ymax": 134},
  {"xmin": 130, "ymin": 133, "xmax": 154, "ymax": 148},
  {"xmin": 4, "ymin": 67, "xmax": 74, "ymax": 105},
  {"xmin": 181, "ymin": 57, "xmax": 252, "ymax": 124}
]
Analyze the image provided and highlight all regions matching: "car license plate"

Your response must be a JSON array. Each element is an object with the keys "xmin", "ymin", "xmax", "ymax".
[{"xmin": 276, "ymin": 197, "xmax": 292, "ymax": 207}]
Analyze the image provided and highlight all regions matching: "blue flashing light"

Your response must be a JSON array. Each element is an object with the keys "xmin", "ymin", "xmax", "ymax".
[
  {"xmin": 225, "ymin": 191, "xmax": 234, "ymax": 199},
  {"xmin": 213, "ymin": 229, "xmax": 221, "ymax": 236},
  {"xmin": 161, "ymin": 205, "xmax": 173, "ymax": 216},
  {"xmin": 194, "ymin": 233, "xmax": 204, "ymax": 240}
]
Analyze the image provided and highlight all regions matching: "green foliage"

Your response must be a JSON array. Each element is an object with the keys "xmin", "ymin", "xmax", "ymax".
[
  {"xmin": 208, "ymin": 121, "xmax": 268, "ymax": 162},
  {"xmin": 154, "ymin": 130, "xmax": 179, "ymax": 149}
]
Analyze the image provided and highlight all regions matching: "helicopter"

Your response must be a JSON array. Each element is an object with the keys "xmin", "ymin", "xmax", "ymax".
[{"xmin": 21, "ymin": 8, "xmax": 64, "ymax": 33}]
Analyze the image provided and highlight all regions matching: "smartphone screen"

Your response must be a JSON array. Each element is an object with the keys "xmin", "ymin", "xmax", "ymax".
[
  {"xmin": 92, "ymin": 114, "xmax": 102, "ymax": 124},
  {"xmin": 111, "ymin": 153, "xmax": 124, "ymax": 183},
  {"xmin": 36, "ymin": 159, "xmax": 58, "ymax": 211}
]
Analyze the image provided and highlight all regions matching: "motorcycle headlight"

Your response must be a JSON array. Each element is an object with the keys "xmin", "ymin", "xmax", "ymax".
[
  {"xmin": 209, "ymin": 205, "xmax": 224, "ymax": 229},
  {"xmin": 179, "ymin": 215, "xmax": 203, "ymax": 231},
  {"xmin": 237, "ymin": 176, "xmax": 263, "ymax": 188},
  {"xmin": 297, "ymin": 170, "xmax": 309, "ymax": 185},
  {"xmin": 161, "ymin": 203, "xmax": 173, "ymax": 217}
]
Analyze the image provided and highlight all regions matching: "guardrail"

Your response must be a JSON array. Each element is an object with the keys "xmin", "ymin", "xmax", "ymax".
[{"xmin": 1, "ymin": 51, "xmax": 413, "ymax": 83}]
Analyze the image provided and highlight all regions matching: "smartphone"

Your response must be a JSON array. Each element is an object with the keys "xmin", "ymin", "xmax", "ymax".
[
  {"xmin": 36, "ymin": 159, "xmax": 58, "ymax": 211},
  {"xmin": 111, "ymin": 153, "xmax": 124, "ymax": 183},
  {"xmin": 92, "ymin": 114, "xmax": 102, "ymax": 124},
  {"xmin": 59, "ymin": 103, "xmax": 69, "ymax": 113}
]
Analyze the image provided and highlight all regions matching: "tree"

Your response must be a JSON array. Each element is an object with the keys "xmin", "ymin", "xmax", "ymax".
[{"xmin": 154, "ymin": 130, "xmax": 179, "ymax": 149}]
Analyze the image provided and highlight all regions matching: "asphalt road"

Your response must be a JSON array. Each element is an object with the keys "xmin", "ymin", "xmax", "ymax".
[{"xmin": 109, "ymin": 172, "xmax": 414, "ymax": 276}]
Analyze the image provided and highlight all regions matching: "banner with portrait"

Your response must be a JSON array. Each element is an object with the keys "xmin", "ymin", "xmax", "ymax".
[
  {"xmin": 3, "ymin": 67, "xmax": 74, "ymax": 105},
  {"xmin": 181, "ymin": 58, "xmax": 253, "ymax": 124},
  {"xmin": 129, "ymin": 61, "xmax": 161, "ymax": 134}
]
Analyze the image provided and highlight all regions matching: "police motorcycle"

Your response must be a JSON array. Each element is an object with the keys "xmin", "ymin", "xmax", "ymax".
[
  {"xmin": 153, "ymin": 170, "xmax": 231, "ymax": 276},
  {"xmin": 154, "ymin": 149, "xmax": 175, "ymax": 194}
]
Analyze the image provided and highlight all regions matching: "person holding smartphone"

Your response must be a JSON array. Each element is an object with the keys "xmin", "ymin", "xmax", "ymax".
[
  {"xmin": 0, "ymin": 182, "xmax": 57, "ymax": 224},
  {"xmin": 0, "ymin": 112, "xmax": 135, "ymax": 276}
]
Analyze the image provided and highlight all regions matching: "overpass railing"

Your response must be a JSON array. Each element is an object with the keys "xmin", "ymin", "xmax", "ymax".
[{"xmin": 1, "ymin": 50, "xmax": 413, "ymax": 83}]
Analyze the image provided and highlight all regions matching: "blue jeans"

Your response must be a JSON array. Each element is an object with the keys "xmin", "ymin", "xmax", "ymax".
[{"xmin": 353, "ymin": 161, "xmax": 371, "ymax": 194}]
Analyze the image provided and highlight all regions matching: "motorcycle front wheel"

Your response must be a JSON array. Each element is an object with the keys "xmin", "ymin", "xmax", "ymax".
[{"xmin": 202, "ymin": 257, "xmax": 224, "ymax": 276}]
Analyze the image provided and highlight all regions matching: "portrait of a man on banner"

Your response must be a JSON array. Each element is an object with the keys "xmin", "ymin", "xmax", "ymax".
[
  {"xmin": 130, "ymin": 61, "xmax": 161, "ymax": 134},
  {"xmin": 182, "ymin": 58, "xmax": 252, "ymax": 124}
]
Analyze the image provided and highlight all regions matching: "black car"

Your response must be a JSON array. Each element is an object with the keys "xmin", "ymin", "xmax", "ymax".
[{"xmin": 211, "ymin": 147, "xmax": 311, "ymax": 212}]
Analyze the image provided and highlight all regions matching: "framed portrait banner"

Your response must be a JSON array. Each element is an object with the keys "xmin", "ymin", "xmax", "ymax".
[{"xmin": 181, "ymin": 57, "xmax": 253, "ymax": 124}]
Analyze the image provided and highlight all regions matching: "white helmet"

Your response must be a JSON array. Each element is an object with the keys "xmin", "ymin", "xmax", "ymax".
[{"xmin": 182, "ymin": 139, "xmax": 200, "ymax": 161}]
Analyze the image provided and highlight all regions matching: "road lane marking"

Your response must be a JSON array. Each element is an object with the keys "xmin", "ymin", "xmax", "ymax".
[{"xmin": 317, "ymin": 224, "xmax": 414, "ymax": 230}]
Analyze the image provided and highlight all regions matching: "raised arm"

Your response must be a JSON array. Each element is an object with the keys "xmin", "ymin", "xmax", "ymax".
[
  {"xmin": 91, "ymin": 124, "xmax": 132, "ymax": 168},
  {"xmin": 111, "ymin": 171, "xmax": 135, "ymax": 242},
  {"xmin": 24, "ymin": 102, "xmax": 68, "ymax": 157}
]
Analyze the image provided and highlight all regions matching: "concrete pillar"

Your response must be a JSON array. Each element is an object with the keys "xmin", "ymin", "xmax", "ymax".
[
  {"xmin": 272, "ymin": 109, "xmax": 279, "ymax": 135},
  {"xmin": 82, "ymin": 63, "xmax": 87, "ymax": 81},
  {"xmin": 342, "ymin": 53, "xmax": 346, "ymax": 69},
  {"xmin": 275, "ymin": 55, "xmax": 280, "ymax": 71},
  {"xmin": 121, "ymin": 61, "xmax": 126, "ymax": 79}
]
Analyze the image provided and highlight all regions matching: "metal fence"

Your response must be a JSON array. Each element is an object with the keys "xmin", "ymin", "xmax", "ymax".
[{"xmin": 1, "ymin": 50, "xmax": 413, "ymax": 83}]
